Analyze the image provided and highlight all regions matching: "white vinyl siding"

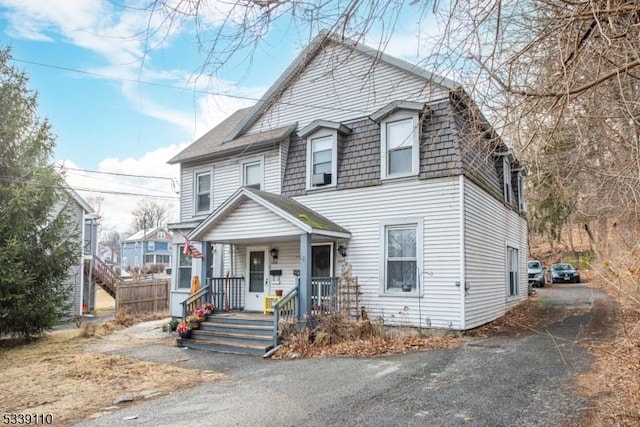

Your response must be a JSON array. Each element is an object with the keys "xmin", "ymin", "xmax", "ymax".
[
  {"xmin": 296, "ymin": 177, "xmax": 462, "ymax": 329},
  {"xmin": 464, "ymin": 178, "xmax": 528, "ymax": 329},
  {"xmin": 200, "ymin": 199, "xmax": 301, "ymax": 242},
  {"xmin": 247, "ymin": 42, "xmax": 449, "ymax": 135},
  {"xmin": 180, "ymin": 148, "xmax": 281, "ymax": 221}
]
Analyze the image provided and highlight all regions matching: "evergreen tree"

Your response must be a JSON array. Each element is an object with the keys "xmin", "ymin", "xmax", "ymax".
[{"xmin": 0, "ymin": 47, "xmax": 80, "ymax": 339}]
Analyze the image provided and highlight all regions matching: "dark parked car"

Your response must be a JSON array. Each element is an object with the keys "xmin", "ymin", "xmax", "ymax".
[
  {"xmin": 528, "ymin": 260, "xmax": 546, "ymax": 287},
  {"xmin": 550, "ymin": 263, "xmax": 581, "ymax": 283}
]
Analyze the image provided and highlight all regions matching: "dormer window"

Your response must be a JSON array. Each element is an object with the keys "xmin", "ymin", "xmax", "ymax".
[
  {"xmin": 503, "ymin": 157, "xmax": 512, "ymax": 204},
  {"xmin": 300, "ymin": 120, "xmax": 350, "ymax": 190},
  {"xmin": 371, "ymin": 101, "xmax": 425, "ymax": 180},
  {"xmin": 241, "ymin": 157, "xmax": 263, "ymax": 190},
  {"xmin": 194, "ymin": 168, "xmax": 212, "ymax": 215},
  {"xmin": 311, "ymin": 135, "xmax": 333, "ymax": 186}
]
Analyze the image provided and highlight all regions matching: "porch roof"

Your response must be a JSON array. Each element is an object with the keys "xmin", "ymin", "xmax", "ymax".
[{"xmin": 189, "ymin": 187, "xmax": 351, "ymax": 242}]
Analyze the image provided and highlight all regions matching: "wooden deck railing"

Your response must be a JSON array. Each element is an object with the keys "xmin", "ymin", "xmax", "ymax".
[
  {"xmin": 86, "ymin": 256, "xmax": 118, "ymax": 298},
  {"xmin": 181, "ymin": 282, "xmax": 212, "ymax": 320},
  {"xmin": 273, "ymin": 279, "xmax": 300, "ymax": 348}
]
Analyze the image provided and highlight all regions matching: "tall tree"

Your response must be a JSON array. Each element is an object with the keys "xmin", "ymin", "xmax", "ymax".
[
  {"xmin": 131, "ymin": 199, "xmax": 169, "ymax": 232},
  {"xmin": 0, "ymin": 47, "xmax": 80, "ymax": 338},
  {"xmin": 100, "ymin": 231, "xmax": 121, "ymax": 264}
]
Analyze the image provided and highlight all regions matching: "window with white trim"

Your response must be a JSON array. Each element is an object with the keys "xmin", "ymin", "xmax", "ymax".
[
  {"xmin": 380, "ymin": 112, "xmax": 420, "ymax": 179},
  {"xmin": 306, "ymin": 131, "xmax": 337, "ymax": 188},
  {"xmin": 241, "ymin": 159, "xmax": 263, "ymax": 190},
  {"xmin": 517, "ymin": 173, "xmax": 525, "ymax": 212},
  {"xmin": 177, "ymin": 245, "xmax": 192, "ymax": 289},
  {"xmin": 503, "ymin": 157, "xmax": 512, "ymax": 204},
  {"xmin": 157, "ymin": 231, "xmax": 165, "ymax": 239},
  {"xmin": 148, "ymin": 241, "xmax": 155, "ymax": 251},
  {"xmin": 382, "ymin": 222, "xmax": 422, "ymax": 293},
  {"xmin": 507, "ymin": 246, "xmax": 519, "ymax": 297},
  {"xmin": 156, "ymin": 254, "xmax": 170, "ymax": 264},
  {"xmin": 194, "ymin": 169, "xmax": 212, "ymax": 214}
]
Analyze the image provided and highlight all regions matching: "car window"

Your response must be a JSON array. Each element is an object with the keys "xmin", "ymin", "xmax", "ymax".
[{"xmin": 528, "ymin": 261, "xmax": 541, "ymax": 269}]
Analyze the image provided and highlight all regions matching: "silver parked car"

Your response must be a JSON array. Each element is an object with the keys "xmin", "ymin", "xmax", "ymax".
[{"xmin": 528, "ymin": 260, "xmax": 546, "ymax": 287}]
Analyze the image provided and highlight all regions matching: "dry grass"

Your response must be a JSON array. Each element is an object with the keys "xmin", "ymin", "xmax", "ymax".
[
  {"xmin": 574, "ymin": 271, "xmax": 640, "ymax": 426},
  {"xmin": 274, "ymin": 313, "xmax": 462, "ymax": 359},
  {"xmin": 0, "ymin": 320, "xmax": 224, "ymax": 425}
]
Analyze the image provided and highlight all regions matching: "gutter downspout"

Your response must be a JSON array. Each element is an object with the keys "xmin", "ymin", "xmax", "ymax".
[{"xmin": 459, "ymin": 175, "xmax": 466, "ymax": 330}]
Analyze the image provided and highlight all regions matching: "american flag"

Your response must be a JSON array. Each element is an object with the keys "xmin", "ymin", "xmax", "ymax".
[{"xmin": 183, "ymin": 234, "xmax": 203, "ymax": 258}]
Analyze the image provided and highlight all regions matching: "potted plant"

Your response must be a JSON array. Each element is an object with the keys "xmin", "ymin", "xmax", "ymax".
[
  {"xmin": 176, "ymin": 321, "xmax": 191, "ymax": 338},
  {"xmin": 185, "ymin": 314, "xmax": 200, "ymax": 329},
  {"xmin": 168, "ymin": 318, "xmax": 180, "ymax": 332},
  {"xmin": 195, "ymin": 308, "xmax": 208, "ymax": 322},
  {"xmin": 201, "ymin": 302, "xmax": 214, "ymax": 315}
]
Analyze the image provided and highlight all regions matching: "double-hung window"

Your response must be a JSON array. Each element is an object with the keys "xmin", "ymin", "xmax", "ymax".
[
  {"xmin": 177, "ymin": 245, "xmax": 192, "ymax": 289},
  {"xmin": 507, "ymin": 246, "xmax": 519, "ymax": 297},
  {"xmin": 381, "ymin": 220, "xmax": 422, "ymax": 294},
  {"xmin": 157, "ymin": 231, "xmax": 165, "ymax": 239},
  {"xmin": 377, "ymin": 109, "xmax": 421, "ymax": 179},
  {"xmin": 194, "ymin": 169, "xmax": 212, "ymax": 214},
  {"xmin": 241, "ymin": 159, "xmax": 263, "ymax": 190},
  {"xmin": 386, "ymin": 118, "xmax": 415, "ymax": 175},
  {"xmin": 312, "ymin": 136, "xmax": 332, "ymax": 181},
  {"xmin": 306, "ymin": 132, "xmax": 337, "ymax": 188}
]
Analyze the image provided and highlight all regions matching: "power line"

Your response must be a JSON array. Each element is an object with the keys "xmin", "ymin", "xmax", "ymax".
[
  {"xmin": 60, "ymin": 166, "xmax": 175, "ymax": 181},
  {"xmin": 12, "ymin": 57, "xmax": 372, "ymax": 116},
  {"xmin": 0, "ymin": 175, "xmax": 179, "ymax": 200}
]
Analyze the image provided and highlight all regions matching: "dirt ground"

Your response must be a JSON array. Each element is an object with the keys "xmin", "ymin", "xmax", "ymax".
[{"xmin": 0, "ymin": 319, "xmax": 225, "ymax": 426}]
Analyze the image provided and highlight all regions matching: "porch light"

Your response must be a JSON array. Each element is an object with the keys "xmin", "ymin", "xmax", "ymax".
[
  {"xmin": 270, "ymin": 248, "xmax": 279, "ymax": 263},
  {"xmin": 338, "ymin": 245, "xmax": 347, "ymax": 257}
]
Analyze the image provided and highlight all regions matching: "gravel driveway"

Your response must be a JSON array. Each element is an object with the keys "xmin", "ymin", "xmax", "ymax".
[{"xmin": 74, "ymin": 283, "xmax": 614, "ymax": 427}]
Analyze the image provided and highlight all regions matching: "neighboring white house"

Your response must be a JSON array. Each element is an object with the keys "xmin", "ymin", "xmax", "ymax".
[{"xmin": 166, "ymin": 31, "xmax": 528, "ymax": 330}]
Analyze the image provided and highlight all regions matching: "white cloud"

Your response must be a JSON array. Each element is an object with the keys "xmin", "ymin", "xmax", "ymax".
[{"xmin": 61, "ymin": 143, "xmax": 188, "ymax": 237}]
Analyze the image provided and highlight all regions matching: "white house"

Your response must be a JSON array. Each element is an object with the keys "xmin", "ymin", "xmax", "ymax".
[{"xmin": 167, "ymin": 31, "xmax": 528, "ymax": 331}]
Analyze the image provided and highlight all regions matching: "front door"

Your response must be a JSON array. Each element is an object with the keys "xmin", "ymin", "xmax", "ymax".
[
  {"xmin": 312, "ymin": 243, "xmax": 333, "ymax": 277},
  {"xmin": 245, "ymin": 247, "xmax": 268, "ymax": 311}
]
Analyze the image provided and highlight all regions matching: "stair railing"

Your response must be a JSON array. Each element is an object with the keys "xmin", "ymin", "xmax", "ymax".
[
  {"xmin": 272, "ymin": 279, "xmax": 300, "ymax": 348},
  {"xmin": 181, "ymin": 282, "xmax": 212, "ymax": 320}
]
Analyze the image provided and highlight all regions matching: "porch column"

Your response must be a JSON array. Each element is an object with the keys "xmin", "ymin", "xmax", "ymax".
[
  {"xmin": 299, "ymin": 232, "xmax": 312, "ymax": 323},
  {"xmin": 200, "ymin": 241, "xmax": 210, "ymax": 285}
]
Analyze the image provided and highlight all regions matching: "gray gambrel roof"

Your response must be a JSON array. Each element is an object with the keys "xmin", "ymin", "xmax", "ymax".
[{"xmin": 189, "ymin": 187, "xmax": 351, "ymax": 241}]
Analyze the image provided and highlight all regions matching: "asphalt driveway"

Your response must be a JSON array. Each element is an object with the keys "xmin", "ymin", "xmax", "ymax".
[{"xmin": 75, "ymin": 283, "xmax": 615, "ymax": 427}]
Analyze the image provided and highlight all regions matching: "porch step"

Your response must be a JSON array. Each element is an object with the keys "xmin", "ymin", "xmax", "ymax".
[{"xmin": 177, "ymin": 313, "xmax": 275, "ymax": 356}]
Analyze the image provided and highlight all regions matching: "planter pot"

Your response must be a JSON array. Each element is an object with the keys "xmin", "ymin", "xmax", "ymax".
[
  {"xmin": 275, "ymin": 289, "xmax": 283, "ymax": 297},
  {"xmin": 178, "ymin": 330, "xmax": 192, "ymax": 339}
]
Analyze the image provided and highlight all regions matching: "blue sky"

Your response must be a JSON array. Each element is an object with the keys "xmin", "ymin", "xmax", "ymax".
[{"xmin": 0, "ymin": 0, "xmax": 442, "ymax": 234}]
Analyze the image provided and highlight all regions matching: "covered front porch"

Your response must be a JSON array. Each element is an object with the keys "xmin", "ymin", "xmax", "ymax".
[{"xmin": 182, "ymin": 187, "xmax": 351, "ymax": 325}]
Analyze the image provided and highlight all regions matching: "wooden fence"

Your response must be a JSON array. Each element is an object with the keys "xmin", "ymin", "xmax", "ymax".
[{"xmin": 115, "ymin": 278, "xmax": 169, "ymax": 314}]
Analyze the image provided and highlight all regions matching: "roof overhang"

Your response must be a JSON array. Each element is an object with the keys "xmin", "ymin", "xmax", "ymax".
[
  {"xmin": 298, "ymin": 120, "xmax": 352, "ymax": 138},
  {"xmin": 370, "ymin": 100, "xmax": 428, "ymax": 123}
]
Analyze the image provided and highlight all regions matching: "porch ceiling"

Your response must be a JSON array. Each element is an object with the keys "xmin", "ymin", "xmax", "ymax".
[{"xmin": 189, "ymin": 187, "xmax": 351, "ymax": 243}]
